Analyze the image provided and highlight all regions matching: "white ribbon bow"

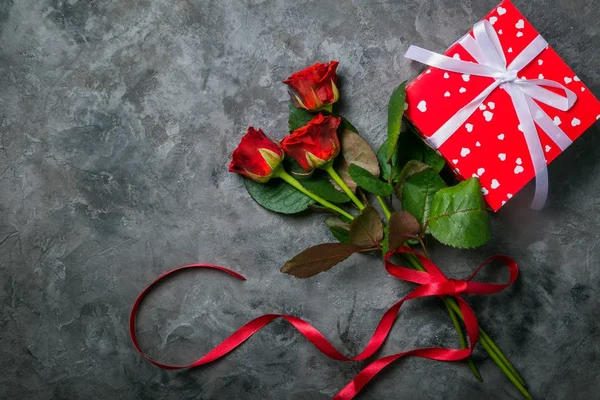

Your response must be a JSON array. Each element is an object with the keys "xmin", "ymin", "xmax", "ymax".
[{"xmin": 405, "ymin": 20, "xmax": 577, "ymax": 209}]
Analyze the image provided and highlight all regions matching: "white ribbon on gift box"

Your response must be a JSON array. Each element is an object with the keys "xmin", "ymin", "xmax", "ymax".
[{"xmin": 405, "ymin": 20, "xmax": 577, "ymax": 210}]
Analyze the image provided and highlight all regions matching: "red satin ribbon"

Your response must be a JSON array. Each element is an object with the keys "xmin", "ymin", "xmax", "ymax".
[{"xmin": 130, "ymin": 248, "xmax": 518, "ymax": 399}]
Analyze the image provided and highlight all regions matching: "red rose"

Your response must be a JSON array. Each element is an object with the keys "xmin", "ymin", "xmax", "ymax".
[
  {"xmin": 283, "ymin": 61, "xmax": 340, "ymax": 111},
  {"xmin": 229, "ymin": 127, "xmax": 284, "ymax": 183},
  {"xmin": 281, "ymin": 114, "xmax": 341, "ymax": 172}
]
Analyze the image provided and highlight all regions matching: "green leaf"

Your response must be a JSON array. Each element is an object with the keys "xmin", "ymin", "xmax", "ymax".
[
  {"xmin": 396, "ymin": 130, "xmax": 446, "ymax": 174},
  {"xmin": 427, "ymin": 178, "xmax": 491, "ymax": 249},
  {"xmin": 377, "ymin": 138, "xmax": 401, "ymax": 182},
  {"xmin": 288, "ymin": 102, "xmax": 315, "ymax": 131},
  {"xmin": 347, "ymin": 164, "xmax": 393, "ymax": 196},
  {"xmin": 387, "ymin": 211, "xmax": 421, "ymax": 252},
  {"xmin": 387, "ymin": 81, "xmax": 407, "ymax": 161},
  {"xmin": 325, "ymin": 217, "xmax": 351, "ymax": 243},
  {"xmin": 244, "ymin": 178, "xmax": 315, "ymax": 214},
  {"xmin": 377, "ymin": 133, "xmax": 444, "ymax": 183},
  {"xmin": 299, "ymin": 173, "xmax": 350, "ymax": 204},
  {"xmin": 334, "ymin": 129, "xmax": 380, "ymax": 192},
  {"xmin": 349, "ymin": 207, "xmax": 384, "ymax": 248},
  {"xmin": 402, "ymin": 169, "xmax": 446, "ymax": 227},
  {"xmin": 394, "ymin": 160, "xmax": 431, "ymax": 199},
  {"xmin": 281, "ymin": 243, "xmax": 363, "ymax": 278},
  {"xmin": 329, "ymin": 226, "xmax": 350, "ymax": 243},
  {"xmin": 422, "ymin": 145, "xmax": 446, "ymax": 173}
]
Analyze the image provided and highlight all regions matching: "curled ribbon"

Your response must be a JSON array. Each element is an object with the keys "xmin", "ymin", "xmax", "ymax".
[
  {"xmin": 405, "ymin": 20, "xmax": 577, "ymax": 209},
  {"xmin": 130, "ymin": 248, "xmax": 518, "ymax": 399}
]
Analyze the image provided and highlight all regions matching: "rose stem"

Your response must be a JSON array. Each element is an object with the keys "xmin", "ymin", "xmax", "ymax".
[
  {"xmin": 322, "ymin": 163, "xmax": 365, "ymax": 211},
  {"xmin": 276, "ymin": 170, "xmax": 354, "ymax": 221},
  {"xmin": 445, "ymin": 301, "xmax": 483, "ymax": 381},
  {"xmin": 446, "ymin": 296, "xmax": 527, "ymax": 387},
  {"xmin": 402, "ymin": 253, "xmax": 531, "ymax": 399},
  {"xmin": 376, "ymin": 196, "xmax": 392, "ymax": 220}
]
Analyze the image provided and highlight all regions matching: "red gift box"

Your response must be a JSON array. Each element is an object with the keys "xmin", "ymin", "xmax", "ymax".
[{"xmin": 405, "ymin": 0, "xmax": 600, "ymax": 211}]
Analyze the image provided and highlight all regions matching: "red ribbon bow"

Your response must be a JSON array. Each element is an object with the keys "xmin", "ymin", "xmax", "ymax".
[{"xmin": 130, "ymin": 248, "xmax": 518, "ymax": 399}]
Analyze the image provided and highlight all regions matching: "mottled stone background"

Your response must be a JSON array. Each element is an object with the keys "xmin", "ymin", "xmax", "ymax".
[{"xmin": 1, "ymin": 0, "xmax": 599, "ymax": 399}]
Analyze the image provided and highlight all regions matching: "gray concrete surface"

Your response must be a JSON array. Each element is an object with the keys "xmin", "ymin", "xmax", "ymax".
[{"xmin": 1, "ymin": 0, "xmax": 599, "ymax": 399}]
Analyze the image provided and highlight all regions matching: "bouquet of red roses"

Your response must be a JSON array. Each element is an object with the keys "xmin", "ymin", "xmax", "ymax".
[
  {"xmin": 131, "ymin": 59, "xmax": 531, "ymax": 399},
  {"xmin": 131, "ymin": 59, "xmax": 533, "ymax": 400},
  {"xmin": 227, "ymin": 60, "xmax": 531, "ymax": 398}
]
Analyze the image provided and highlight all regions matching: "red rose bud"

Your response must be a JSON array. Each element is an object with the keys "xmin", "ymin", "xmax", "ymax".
[
  {"xmin": 283, "ymin": 61, "xmax": 340, "ymax": 111},
  {"xmin": 281, "ymin": 114, "xmax": 341, "ymax": 172},
  {"xmin": 229, "ymin": 127, "xmax": 284, "ymax": 183}
]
